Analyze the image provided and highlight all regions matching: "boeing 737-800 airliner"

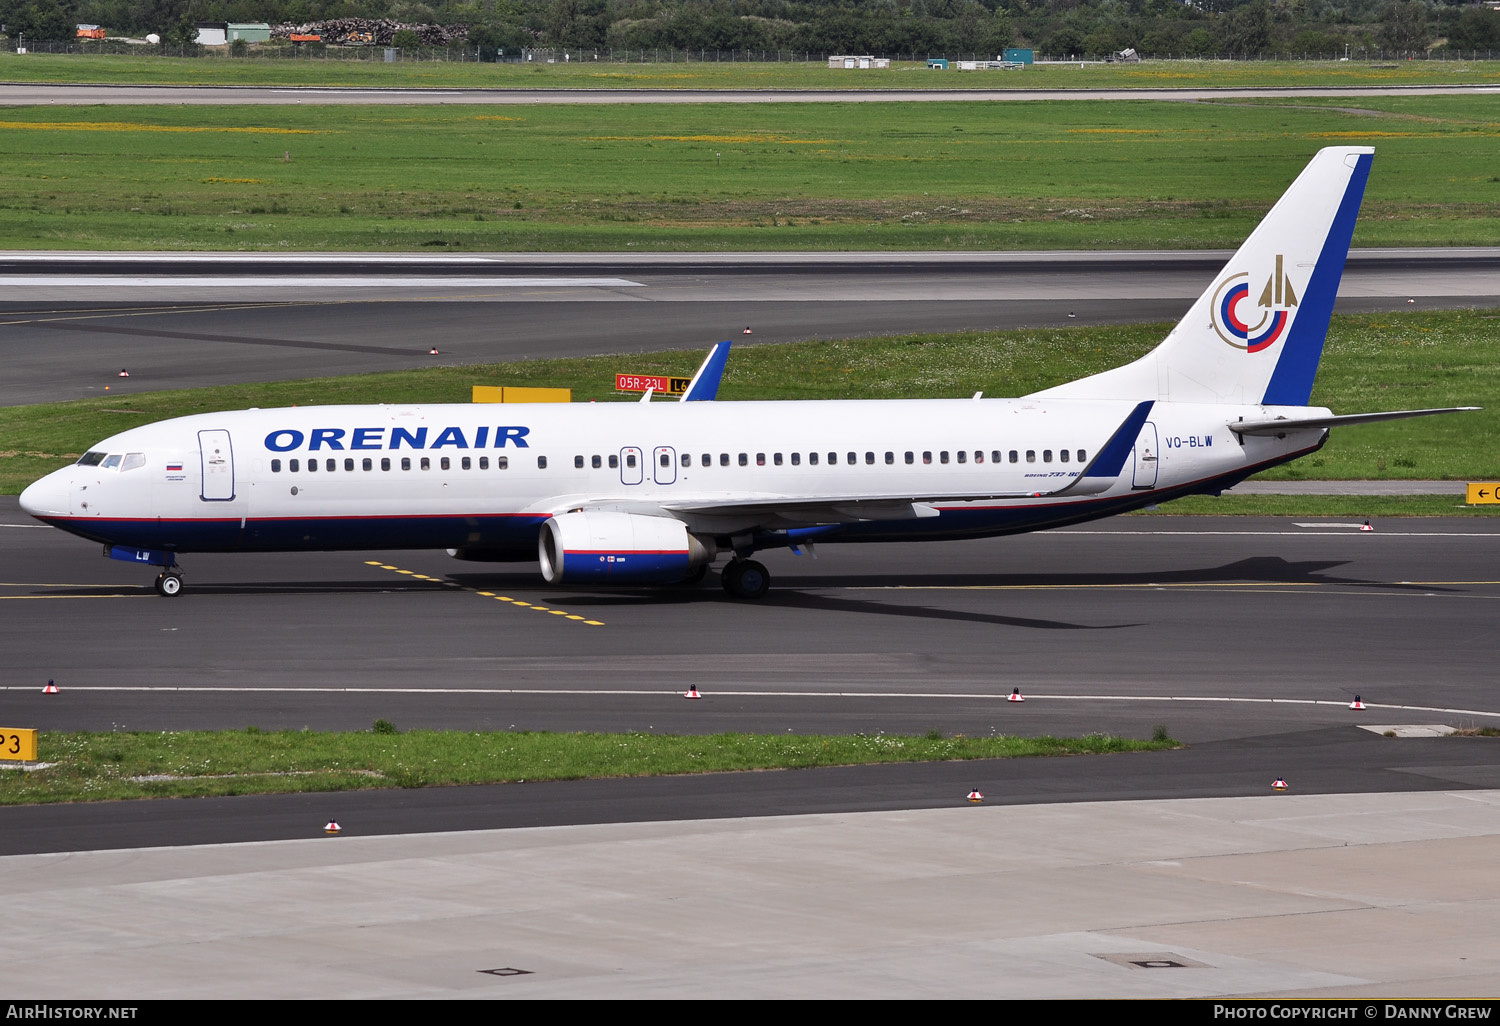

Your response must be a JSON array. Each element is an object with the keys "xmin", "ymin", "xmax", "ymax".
[{"xmin": 19, "ymin": 147, "xmax": 1476, "ymax": 598}]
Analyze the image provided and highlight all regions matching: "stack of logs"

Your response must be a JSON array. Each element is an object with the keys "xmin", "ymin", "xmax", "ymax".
[{"xmin": 270, "ymin": 20, "xmax": 471, "ymax": 46}]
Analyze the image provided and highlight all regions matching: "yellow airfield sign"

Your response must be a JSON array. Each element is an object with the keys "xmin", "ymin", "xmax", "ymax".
[
  {"xmin": 0, "ymin": 728, "xmax": 38, "ymax": 762},
  {"xmin": 1466, "ymin": 483, "xmax": 1500, "ymax": 505}
]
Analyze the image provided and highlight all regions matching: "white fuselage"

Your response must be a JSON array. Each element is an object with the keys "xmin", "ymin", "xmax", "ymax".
[{"xmin": 20, "ymin": 397, "xmax": 1326, "ymax": 560}]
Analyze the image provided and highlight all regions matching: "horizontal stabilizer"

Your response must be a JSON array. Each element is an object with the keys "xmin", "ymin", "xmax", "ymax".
[{"xmin": 1230, "ymin": 406, "xmax": 1480, "ymax": 436}]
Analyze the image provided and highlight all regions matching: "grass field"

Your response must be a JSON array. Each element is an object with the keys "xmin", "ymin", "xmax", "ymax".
[
  {"xmin": 3, "ymin": 52, "xmax": 1498, "ymax": 90},
  {"xmin": 1, "ymin": 94, "xmax": 1496, "ymax": 250},
  {"xmin": 0, "ymin": 727, "xmax": 1175, "ymax": 804},
  {"xmin": 4, "ymin": 309, "xmax": 1494, "ymax": 499}
]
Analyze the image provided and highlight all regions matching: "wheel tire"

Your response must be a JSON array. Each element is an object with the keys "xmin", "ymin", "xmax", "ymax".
[
  {"xmin": 157, "ymin": 572, "xmax": 183, "ymax": 597},
  {"xmin": 722, "ymin": 559, "xmax": 770, "ymax": 600}
]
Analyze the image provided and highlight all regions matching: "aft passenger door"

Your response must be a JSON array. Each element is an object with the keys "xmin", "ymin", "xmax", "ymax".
[{"xmin": 1131, "ymin": 422, "xmax": 1159, "ymax": 490}]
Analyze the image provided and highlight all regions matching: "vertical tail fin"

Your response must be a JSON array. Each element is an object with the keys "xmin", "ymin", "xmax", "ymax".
[{"xmin": 1032, "ymin": 147, "xmax": 1373, "ymax": 406}]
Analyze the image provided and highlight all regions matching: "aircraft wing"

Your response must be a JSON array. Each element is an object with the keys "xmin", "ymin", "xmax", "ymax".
[{"xmin": 1230, "ymin": 406, "xmax": 1479, "ymax": 436}]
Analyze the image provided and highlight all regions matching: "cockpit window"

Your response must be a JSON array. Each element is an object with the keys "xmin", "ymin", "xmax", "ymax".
[
  {"xmin": 77, "ymin": 451, "xmax": 107, "ymax": 466},
  {"xmin": 101, "ymin": 454, "xmax": 123, "ymax": 470},
  {"xmin": 121, "ymin": 453, "xmax": 146, "ymax": 472}
]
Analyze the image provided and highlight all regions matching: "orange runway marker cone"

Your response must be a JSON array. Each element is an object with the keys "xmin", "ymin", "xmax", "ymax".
[
  {"xmin": 1272, "ymin": 778, "xmax": 1289, "ymax": 792},
  {"xmin": 967, "ymin": 789, "xmax": 984, "ymax": 803},
  {"xmin": 684, "ymin": 686, "xmax": 702, "ymax": 699},
  {"xmin": 1007, "ymin": 688, "xmax": 1025, "ymax": 703},
  {"xmin": 324, "ymin": 819, "xmax": 342, "ymax": 835},
  {"xmin": 43, "ymin": 679, "xmax": 58, "ymax": 694},
  {"xmin": 1349, "ymin": 695, "xmax": 1366, "ymax": 710}
]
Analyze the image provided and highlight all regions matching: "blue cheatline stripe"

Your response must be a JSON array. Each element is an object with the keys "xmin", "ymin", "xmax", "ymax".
[
  {"xmin": 1261, "ymin": 152, "xmax": 1373, "ymax": 407},
  {"xmin": 682, "ymin": 341, "xmax": 732, "ymax": 401},
  {"xmin": 1082, "ymin": 400, "xmax": 1155, "ymax": 479}
]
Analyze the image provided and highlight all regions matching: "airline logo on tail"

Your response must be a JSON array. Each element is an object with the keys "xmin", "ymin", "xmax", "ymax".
[{"xmin": 1210, "ymin": 254, "xmax": 1300, "ymax": 354}]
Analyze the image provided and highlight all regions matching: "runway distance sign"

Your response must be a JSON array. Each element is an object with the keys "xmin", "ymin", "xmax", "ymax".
[
  {"xmin": 616, "ymin": 374, "xmax": 691, "ymax": 395},
  {"xmin": 0, "ymin": 728, "xmax": 37, "ymax": 762},
  {"xmin": 1465, "ymin": 483, "xmax": 1500, "ymax": 504}
]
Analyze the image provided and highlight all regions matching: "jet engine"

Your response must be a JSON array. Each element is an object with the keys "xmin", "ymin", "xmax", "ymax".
[{"xmin": 539, "ymin": 510, "xmax": 714, "ymax": 585}]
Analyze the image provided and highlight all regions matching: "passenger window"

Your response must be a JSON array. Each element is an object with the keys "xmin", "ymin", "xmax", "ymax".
[
  {"xmin": 537, "ymin": 456, "xmax": 547, "ymax": 469},
  {"xmin": 609, "ymin": 455, "xmax": 619, "ymax": 469},
  {"xmin": 809, "ymin": 452, "xmax": 819, "ymax": 465},
  {"xmin": 923, "ymin": 452, "xmax": 932, "ymax": 464},
  {"xmin": 848, "ymin": 452, "xmax": 858, "ymax": 465},
  {"xmin": 401, "ymin": 458, "xmax": 411, "ymax": 471},
  {"xmin": 1009, "ymin": 451, "xmax": 1019, "ymax": 463},
  {"xmin": 885, "ymin": 452, "xmax": 894, "ymax": 464},
  {"xmin": 327, "ymin": 459, "xmax": 336, "ymax": 472},
  {"xmin": 975, "ymin": 451, "xmax": 984, "ymax": 464},
  {"xmin": 381, "ymin": 458, "xmax": 391, "ymax": 471},
  {"xmin": 720, "ymin": 454, "xmax": 730, "ymax": 467},
  {"xmin": 1059, "ymin": 450, "xmax": 1069, "ymax": 463},
  {"xmin": 681, "ymin": 454, "xmax": 691, "ymax": 467},
  {"xmin": 791, "ymin": 453, "xmax": 800, "ymax": 466},
  {"xmin": 308, "ymin": 459, "xmax": 318, "ymax": 473},
  {"xmin": 344, "ymin": 458, "xmax": 355, "ymax": 471},
  {"xmin": 479, "ymin": 456, "xmax": 489, "ymax": 470},
  {"xmin": 1026, "ymin": 451, "xmax": 1036, "ymax": 463},
  {"xmin": 905, "ymin": 452, "xmax": 914, "ymax": 464},
  {"xmin": 756, "ymin": 453, "xmax": 765, "ymax": 466},
  {"xmin": 956, "ymin": 451, "xmax": 966, "ymax": 464},
  {"xmin": 1077, "ymin": 449, "xmax": 1087, "ymax": 463},
  {"xmin": 626, "ymin": 453, "xmax": 636, "ymax": 468},
  {"xmin": 497, "ymin": 456, "xmax": 508, "ymax": 470},
  {"xmin": 661, "ymin": 453, "xmax": 671, "ymax": 467},
  {"xmin": 363, "ymin": 458, "xmax": 373, "ymax": 471},
  {"xmin": 592, "ymin": 455, "xmax": 602, "ymax": 469},
  {"xmin": 739, "ymin": 453, "xmax": 748, "ymax": 466},
  {"xmin": 440, "ymin": 457, "xmax": 451, "ymax": 471},
  {"xmin": 701, "ymin": 454, "xmax": 710, "ymax": 466},
  {"xmin": 290, "ymin": 459, "xmax": 300, "ymax": 472},
  {"xmin": 1043, "ymin": 450, "xmax": 1052, "ymax": 463},
  {"xmin": 271, "ymin": 459, "xmax": 282, "ymax": 473},
  {"xmin": 992, "ymin": 451, "xmax": 1001, "ymax": 464},
  {"xmin": 827, "ymin": 453, "xmax": 837, "ymax": 465},
  {"xmin": 940, "ymin": 451, "xmax": 949, "ymax": 464},
  {"xmin": 420, "ymin": 457, "xmax": 431, "ymax": 471},
  {"xmin": 575, "ymin": 455, "xmax": 585, "ymax": 469},
  {"xmin": 461, "ymin": 456, "xmax": 471, "ymax": 470}
]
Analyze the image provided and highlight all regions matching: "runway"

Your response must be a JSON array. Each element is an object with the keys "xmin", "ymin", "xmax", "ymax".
[
  {"xmin": 4, "ymin": 249, "xmax": 1496, "ymax": 405},
  {"xmin": 4, "ymin": 248, "xmax": 1498, "ymax": 997}
]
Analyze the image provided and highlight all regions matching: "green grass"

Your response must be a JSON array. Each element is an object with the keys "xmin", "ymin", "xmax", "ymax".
[
  {"xmin": 0, "ymin": 727, "xmax": 1176, "ymax": 804},
  {"xmin": 1, "ymin": 94, "xmax": 1497, "ymax": 251},
  {"xmin": 1136, "ymin": 494, "xmax": 1484, "ymax": 517},
  {"xmin": 4, "ymin": 308, "xmax": 1495, "ymax": 499},
  {"xmin": 3, "ymin": 53, "xmax": 1498, "ymax": 90}
]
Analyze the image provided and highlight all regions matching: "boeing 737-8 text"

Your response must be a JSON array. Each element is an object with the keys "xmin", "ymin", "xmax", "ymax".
[{"xmin": 19, "ymin": 147, "xmax": 1476, "ymax": 598}]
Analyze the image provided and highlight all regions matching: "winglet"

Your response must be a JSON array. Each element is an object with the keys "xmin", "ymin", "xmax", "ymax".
[
  {"xmin": 1051, "ymin": 400, "xmax": 1155, "ymax": 497},
  {"xmin": 680, "ymin": 341, "xmax": 732, "ymax": 402}
]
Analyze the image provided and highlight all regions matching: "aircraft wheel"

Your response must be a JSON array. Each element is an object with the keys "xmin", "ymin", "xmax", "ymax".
[
  {"xmin": 721, "ymin": 559, "xmax": 770, "ymax": 600},
  {"xmin": 155, "ymin": 572, "xmax": 183, "ymax": 597}
]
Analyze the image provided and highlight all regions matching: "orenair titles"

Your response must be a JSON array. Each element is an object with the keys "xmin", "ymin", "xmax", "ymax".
[{"xmin": 264, "ymin": 426, "xmax": 531, "ymax": 453}]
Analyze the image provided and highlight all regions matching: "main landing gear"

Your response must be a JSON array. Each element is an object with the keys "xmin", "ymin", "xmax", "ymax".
[
  {"xmin": 153, "ymin": 567, "xmax": 184, "ymax": 597},
  {"xmin": 721, "ymin": 558, "xmax": 770, "ymax": 600}
]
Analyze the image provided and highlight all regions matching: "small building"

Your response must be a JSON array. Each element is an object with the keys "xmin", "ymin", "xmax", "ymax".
[
  {"xmin": 227, "ymin": 23, "xmax": 271, "ymax": 43},
  {"xmin": 76, "ymin": 25, "xmax": 107, "ymax": 39},
  {"xmin": 1002, "ymin": 48, "xmax": 1034, "ymax": 65},
  {"xmin": 827, "ymin": 55, "xmax": 889, "ymax": 69},
  {"xmin": 926, "ymin": 58, "xmax": 948, "ymax": 70},
  {"xmin": 194, "ymin": 22, "xmax": 227, "ymax": 46}
]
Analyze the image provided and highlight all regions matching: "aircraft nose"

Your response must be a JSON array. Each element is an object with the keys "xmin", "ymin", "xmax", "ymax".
[{"xmin": 19, "ymin": 469, "xmax": 70, "ymax": 518}]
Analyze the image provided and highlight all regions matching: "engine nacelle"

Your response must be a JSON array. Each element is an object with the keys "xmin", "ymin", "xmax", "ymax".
[{"xmin": 539, "ymin": 511, "xmax": 714, "ymax": 585}]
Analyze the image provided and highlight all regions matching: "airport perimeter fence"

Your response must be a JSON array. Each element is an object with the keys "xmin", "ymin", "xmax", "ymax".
[{"xmin": 4, "ymin": 40, "xmax": 1499, "ymax": 63}]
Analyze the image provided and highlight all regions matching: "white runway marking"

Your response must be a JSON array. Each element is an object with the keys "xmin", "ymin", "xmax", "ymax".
[
  {"xmin": 0, "ymin": 275, "xmax": 643, "ymax": 289},
  {"xmin": 4, "ymin": 686, "xmax": 1496, "ymax": 720}
]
